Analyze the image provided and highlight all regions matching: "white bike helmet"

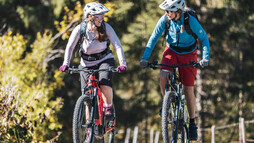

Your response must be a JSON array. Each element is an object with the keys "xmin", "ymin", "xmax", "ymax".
[
  {"xmin": 83, "ymin": 2, "xmax": 110, "ymax": 18},
  {"xmin": 159, "ymin": 0, "xmax": 185, "ymax": 11}
]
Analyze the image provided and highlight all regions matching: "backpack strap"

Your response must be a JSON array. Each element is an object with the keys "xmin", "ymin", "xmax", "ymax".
[
  {"xmin": 75, "ymin": 21, "xmax": 111, "ymax": 57},
  {"xmin": 163, "ymin": 16, "xmax": 170, "ymax": 39},
  {"xmin": 184, "ymin": 12, "xmax": 198, "ymax": 40},
  {"xmin": 75, "ymin": 20, "xmax": 87, "ymax": 57},
  {"xmin": 162, "ymin": 16, "xmax": 170, "ymax": 46}
]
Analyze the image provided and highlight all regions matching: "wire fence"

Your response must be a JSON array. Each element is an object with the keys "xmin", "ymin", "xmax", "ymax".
[{"xmin": 120, "ymin": 117, "xmax": 254, "ymax": 143}]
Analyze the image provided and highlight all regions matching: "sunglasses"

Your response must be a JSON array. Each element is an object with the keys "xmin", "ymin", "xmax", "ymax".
[
  {"xmin": 93, "ymin": 14, "xmax": 104, "ymax": 20},
  {"xmin": 165, "ymin": 10, "xmax": 175, "ymax": 13}
]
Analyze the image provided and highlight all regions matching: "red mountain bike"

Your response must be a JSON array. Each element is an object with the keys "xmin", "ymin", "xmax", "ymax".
[{"xmin": 68, "ymin": 66, "xmax": 117, "ymax": 143}]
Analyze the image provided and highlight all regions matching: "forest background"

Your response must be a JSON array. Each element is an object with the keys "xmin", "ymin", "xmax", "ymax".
[{"xmin": 0, "ymin": 0, "xmax": 254, "ymax": 142}]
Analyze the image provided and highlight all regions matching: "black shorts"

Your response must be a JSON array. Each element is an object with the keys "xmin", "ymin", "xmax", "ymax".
[{"xmin": 79, "ymin": 58, "xmax": 115, "ymax": 92}]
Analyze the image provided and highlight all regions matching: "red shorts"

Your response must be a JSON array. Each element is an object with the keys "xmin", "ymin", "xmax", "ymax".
[{"xmin": 161, "ymin": 47, "xmax": 197, "ymax": 86}]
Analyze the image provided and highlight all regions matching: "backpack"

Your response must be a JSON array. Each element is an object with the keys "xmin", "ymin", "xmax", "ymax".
[
  {"xmin": 163, "ymin": 8, "xmax": 199, "ymax": 41},
  {"xmin": 74, "ymin": 20, "xmax": 110, "ymax": 57}
]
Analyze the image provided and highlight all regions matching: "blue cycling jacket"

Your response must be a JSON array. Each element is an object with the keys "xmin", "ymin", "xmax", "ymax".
[{"xmin": 142, "ymin": 14, "xmax": 210, "ymax": 60}]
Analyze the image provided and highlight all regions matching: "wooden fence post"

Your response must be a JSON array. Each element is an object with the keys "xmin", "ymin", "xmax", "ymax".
[
  {"xmin": 125, "ymin": 128, "xmax": 131, "ymax": 143},
  {"xmin": 239, "ymin": 117, "xmax": 246, "ymax": 143},
  {"xmin": 211, "ymin": 125, "xmax": 215, "ymax": 143},
  {"xmin": 150, "ymin": 129, "xmax": 154, "ymax": 143},
  {"xmin": 154, "ymin": 131, "xmax": 160, "ymax": 143},
  {"xmin": 132, "ymin": 126, "xmax": 138, "ymax": 143}
]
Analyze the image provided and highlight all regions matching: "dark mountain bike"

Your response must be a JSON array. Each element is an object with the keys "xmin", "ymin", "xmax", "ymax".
[
  {"xmin": 67, "ymin": 66, "xmax": 117, "ymax": 143},
  {"xmin": 148, "ymin": 61, "xmax": 200, "ymax": 143}
]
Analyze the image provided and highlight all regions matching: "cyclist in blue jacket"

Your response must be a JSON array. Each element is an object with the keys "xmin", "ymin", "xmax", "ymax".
[{"xmin": 140, "ymin": 0, "xmax": 209, "ymax": 140}]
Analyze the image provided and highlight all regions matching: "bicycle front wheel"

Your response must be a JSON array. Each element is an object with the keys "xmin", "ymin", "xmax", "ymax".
[
  {"xmin": 73, "ymin": 94, "xmax": 93, "ymax": 143},
  {"xmin": 162, "ymin": 91, "xmax": 177, "ymax": 143}
]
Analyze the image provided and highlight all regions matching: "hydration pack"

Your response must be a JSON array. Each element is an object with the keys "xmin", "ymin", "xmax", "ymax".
[
  {"xmin": 164, "ymin": 8, "xmax": 199, "ymax": 40},
  {"xmin": 75, "ymin": 20, "xmax": 110, "ymax": 58}
]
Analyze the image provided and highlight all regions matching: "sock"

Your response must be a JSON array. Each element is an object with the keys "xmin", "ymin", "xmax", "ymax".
[
  {"xmin": 104, "ymin": 104, "xmax": 112, "ymax": 109},
  {"xmin": 190, "ymin": 118, "xmax": 195, "ymax": 124}
]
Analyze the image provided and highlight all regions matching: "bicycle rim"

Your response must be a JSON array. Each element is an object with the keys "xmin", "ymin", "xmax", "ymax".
[
  {"xmin": 102, "ymin": 120, "xmax": 115, "ymax": 143},
  {"xmin": 96, "ymin": 129, "xmax": 115, "ymax": 143},
  {"xmin": 73, "ymin": 94, "xmax": 93, "ymax": 143},
  {"xmin": 178, "ymin": 125, "xmax": 188, "ymax": 143},
  {"xmin": 162, "ymin": 91, "xmax": 177, "ymax": 143},
  {"xmin": 178, "ymin": 96, "xmax": 190, "ymax": 143}
]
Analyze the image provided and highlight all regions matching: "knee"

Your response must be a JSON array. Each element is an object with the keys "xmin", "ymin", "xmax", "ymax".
[
  {"xmin": 100, "ymin": 85, "xmax": 113, "ymax": 98},
  {"xmin": 160, "ymin": 71, "xmax": 169, "ymax": 81},
  {"xmin": 100, "ymin": 85, "xmax": 112, "ymax": 91}
]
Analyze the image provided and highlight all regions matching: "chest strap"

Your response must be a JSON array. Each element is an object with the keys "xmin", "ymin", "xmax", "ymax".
[
  {"xmin": 170, "ymin": 42, "xmax": 197, "ymax": 53},
  {"xmin": 81, "ymin": 47, "xmax": 112, "ymax": 61}
]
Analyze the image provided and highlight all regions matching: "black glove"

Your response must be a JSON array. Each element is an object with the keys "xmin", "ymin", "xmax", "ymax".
[{"xmin": 139, "ymin": 59, "xmax": 149, "ymax": 68}]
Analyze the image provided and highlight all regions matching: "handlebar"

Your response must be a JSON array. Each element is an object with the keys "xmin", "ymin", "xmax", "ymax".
[
  {"xmin": 147, "ymin": 61, "xmax": 201, "ymax": 69},
  {"xmin": 67, "ymin": 66, "xmax": 118, "ymax": 74}
]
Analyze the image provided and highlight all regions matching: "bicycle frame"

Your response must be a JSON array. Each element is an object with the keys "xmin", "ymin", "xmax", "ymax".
[
  {"xmin": 86, "ymin": 73, "xmax": 115, "ymax": 133},
  {"xmin": 166, "ymin": 68, "xmax": 186, "ymax": 142},
  {"xmin": 86, "ymin": 73, "xmax": 104, "ymax": 126}
]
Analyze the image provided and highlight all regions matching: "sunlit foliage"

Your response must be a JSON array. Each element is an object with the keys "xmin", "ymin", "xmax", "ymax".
[
  {"xmin": 54, "ymin": 0, "xmax": 115, "ymax": 40},
  {"xmin": 0, "ymin": 31, "xmax": 63, "ymax": 142}
]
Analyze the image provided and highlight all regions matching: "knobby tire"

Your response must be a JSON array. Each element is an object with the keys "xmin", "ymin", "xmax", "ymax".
[
  {"xmin": 162, "ymin": 91, "xmax": 176, "ymax": 143},
  {"xmin": 73, "ymin": 94, "xmax": 93, "ymax": 143}
]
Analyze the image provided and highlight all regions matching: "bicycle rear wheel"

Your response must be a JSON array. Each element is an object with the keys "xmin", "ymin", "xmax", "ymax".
[
  {"xmin": 162, "ymin": 91, "xmax": 177, "ymax": 143},
  {"xmin": 93, "ymin": 105, "xmax": 116, "ymax": 143},
  {"xmin": 94, "ymin": 121, "xmax": 115, "ymax": 143},
  {"xmin": 178, "ymin": 96, "xmax": 190, "ymax": 143},
  {"xmin": 103, "ymin": 123, "xmax": 115, "ymax": 143},
  {"xmin": 103, "ymin": 105, "xmax": 116, "ymax": 143},
  {"xmin": 178, "ymin": 123, "xmax": 188, "ymax": 143},
  {"xmin": 73, "ymin": 94, "xmax": 93, "ymax": 143}
]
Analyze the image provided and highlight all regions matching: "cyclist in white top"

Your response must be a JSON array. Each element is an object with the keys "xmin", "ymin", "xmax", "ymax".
[{"xmin": 60, "ymin": 2, "xmax": 127, "ymax": 120}]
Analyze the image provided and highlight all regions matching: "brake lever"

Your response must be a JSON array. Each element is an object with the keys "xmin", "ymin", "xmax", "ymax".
[
  {"xmin": 109, "ymin": 66, "xmax": 117, "ymax": 72},
  {"xmin": 192, "ymin": 62, "xmax": 201, "ymax": 68},
  {"xmin": 148, "ymin": 63, "xmax": 157, "ymax": 70}
]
